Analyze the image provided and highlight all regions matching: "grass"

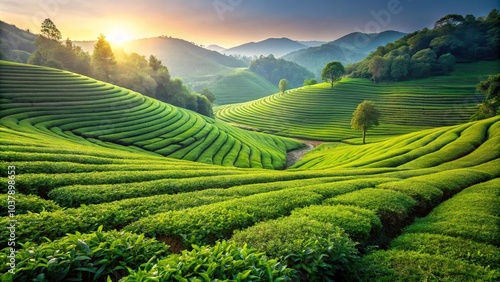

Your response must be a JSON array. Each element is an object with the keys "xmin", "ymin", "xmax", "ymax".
[
  {"xmin": 216, "ymin": 61, "xmax": 499, "ymax": 142},
  {"xmin": 1, "ymin": 60, "xmax": 499, "ymax": 280}
]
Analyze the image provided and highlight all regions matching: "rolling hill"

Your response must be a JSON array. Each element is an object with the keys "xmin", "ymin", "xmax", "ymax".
[
  {"xmin": 215, "ymin": 61, "xmax": 498, "ymax": 142},
  {"xmin": 223, "ymin": 37, "xmax": 308, "ymax": 57},
  {"xmin": 0, "ymin": 60, "xmax": 302, "ymax": 169},
  {"xmin": 1, "ymin": 60, "xmax": 499, "ymax": 281},
  {"xmin": 283, "ymin": 30, "xmax": 406, "ymax": 77}
]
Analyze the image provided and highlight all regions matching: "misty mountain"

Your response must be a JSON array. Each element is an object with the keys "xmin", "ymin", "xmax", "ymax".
[
  {"xmin": 298, "ymin": 40, "xmax": 327, "ymax": 47},
  {"xmin": 75, "ymin": 37, "xmax": 246, "ymax": 84},
  {"xmin": 283, "ymin": 30, "xmax": 406, "ymax": 78},
  {"xmin": 205, "ymin": 44, "xmax": 227, "ymax": 53},
  {"xmin": 224, "ymin": 38, "xmax": 308, "ymax": 58}
]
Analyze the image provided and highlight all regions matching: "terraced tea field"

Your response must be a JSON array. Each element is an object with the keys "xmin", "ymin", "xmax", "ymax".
[
  {"xmin": 216, "ymin": 61, "xmax": 499, "ymax": 142},
  {"xmin": 1, "ymin": 60, "xmax": 499, "ymax": 281}
]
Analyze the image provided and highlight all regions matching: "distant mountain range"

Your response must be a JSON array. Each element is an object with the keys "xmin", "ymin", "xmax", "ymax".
[
  {"xmin": 283, "ymin": 30, "xmax": 406, "ymax": 78},
  {"xmin": 223, "ymin": 38, "xmax": 309, "ymax": 58}
]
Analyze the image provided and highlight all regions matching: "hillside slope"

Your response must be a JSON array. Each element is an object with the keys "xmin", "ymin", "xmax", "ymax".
[
  {"xmin": 0, "ymin": 61, "xmax": 302, "ymax": 169},
  {"xmin": 216, "ymin": 61, "xmax": 498, "ymax": 142}
]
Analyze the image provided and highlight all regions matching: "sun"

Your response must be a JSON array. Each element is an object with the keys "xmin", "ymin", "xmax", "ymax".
[{"xmin": 107, "ymin": 30, "xmax": 131, "ymax": 45}]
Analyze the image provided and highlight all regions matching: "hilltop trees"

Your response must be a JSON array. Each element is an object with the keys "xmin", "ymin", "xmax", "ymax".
[
  {"xmin": 249, "ymin": 55, "xmax": 315, "ymax": 89},
  {"xmin": 279, "ymin": 78, "xmax": 289, "ymax": 94},
  {"xmin": 321, "ymin": 61, "xmax": 345, "ymax": 88},
  {"xmin": 348, "ymin": 9, "xmax": 500, "ymax": 82},
  {"xmin": 351, "ymin": 100, "xmax": 380, "ymax": 144}
]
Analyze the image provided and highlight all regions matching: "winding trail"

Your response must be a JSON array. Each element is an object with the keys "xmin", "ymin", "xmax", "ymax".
[{"xmin": 286, "ymin": 140, "xmax": 323, "ymax": 168}]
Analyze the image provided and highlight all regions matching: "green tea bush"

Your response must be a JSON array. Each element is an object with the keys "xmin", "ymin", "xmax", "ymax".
[
  {"xmin": 377, "ymin": 180, "xmax": 443, "ymax": 211},
  {"xmin": 324, "ymin": 188, "xmax": 417, "ymax": 226},
  {"xmin": 121, "ymin": 240, "xmax": 296, "ymax": 282},
  {"xmin": 0, "ymin": 227, "xmax": 169, "ymax": 282},
  {"xmin": 231, "ymin": 217, "xmax": 359, "ymax": 281},
  {"xmin": 357, "ymin": 250, "xmax": 500, "ymax": 282},
  {"xmin": 390, "ymin": 233, "xmax": 500, "ymax": 269},
  {"xmin": 290, "ymin": 205, "xmax": 382, "ymax": 243},
  {"xmin": 0, "ymin": 193, "xmax": 60, "ymax": 216},
  {"xmin": 404, "ymin": 178, "xmax": 500, "ymax": 245},
  {"xmin": 124, "ymin": 190, "xmax": 323, "ymax": 247}
]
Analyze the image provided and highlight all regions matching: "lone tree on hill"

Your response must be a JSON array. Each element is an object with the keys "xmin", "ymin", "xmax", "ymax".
[
  {"xmin": 40, "ymin": 18, "xmax": 61, "ymax": 41},
  {"xmin": 321, "ymin": 61, "xmax": 345, "ymax": 88},
  {"xmin": 279, "ymin": 78, "xmax": 289, "ymax": 94},
  {"xmin": 351, "ymin": 100, "xmax": 381, "ymax": 144}
]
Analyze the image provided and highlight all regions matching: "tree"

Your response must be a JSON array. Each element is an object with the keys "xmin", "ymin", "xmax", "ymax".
[
  {"xmin": 368, "ymin": 56, "xmax": 390, "ymax": 83},
  {"xmin": 40, "ymin": 18, "xmax": 61, "ymax": 41},
  {"xmin": 471, "ymin": 73, "xmax": 500, "ymax": 120},
  {"xmin": 279, "ymin": 78, "xmax": 289, "ymax": 94},
  {"xmin": 148, "ymin": 55, "xmax": 164, "ymax": 72},
  {"xmin": 92, "ymin": 34, "xmax": 116, "ymax": 80},
  {"xmin": 321, "ymin": 61, "xmax": 345, "ymax": 88},
  {"xmin": 200, "ymin": 88, "xmax": 216, "ymax": 103},
  {"xmin": 390, "ymin": 55, "xmax": 410, "ymax": 81},
  {"xmin": 436, "ymin": 53, "xmax": 456, "ymax": 74},
  {"xmin": 351, "ymin": 100, "xmax": 381, "ymax": 144}
]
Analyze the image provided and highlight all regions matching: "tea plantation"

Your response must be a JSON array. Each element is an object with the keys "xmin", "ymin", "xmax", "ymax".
[
  {"xmin": 1, "ymin": 60, "xmax": 499, "ymax": 281},
  {"xmin": 216, "ymin": 61, "xmax": 498, "ymax": 142}
]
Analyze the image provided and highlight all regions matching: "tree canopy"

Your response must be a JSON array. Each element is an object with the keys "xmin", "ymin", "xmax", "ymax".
[
  {"xmin": 471, "ymin": 73, "xmax": 500, "ymax": 121},
  {"xmin": 249, "ymin": 55, "xmax": 315, "ymax": 89},
  {"xmin": 321, "ymin": 61, "xmax": 345, "ymax": 88},
  {"xmin": 279, "ymin": 78, "xmax": 289, "ymax": 94},
  {"xmin": 351, "ymin": 100, "xmax": 381, "ymax": 144},
  {"xmin": 92, "ymin": 34, "xmax": 116, "ymax": 80}
]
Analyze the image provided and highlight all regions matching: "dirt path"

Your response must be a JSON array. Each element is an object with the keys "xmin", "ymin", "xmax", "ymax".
[{"xmin": 286, "ymin": 140, "xmax": 319, "ymax": 168}]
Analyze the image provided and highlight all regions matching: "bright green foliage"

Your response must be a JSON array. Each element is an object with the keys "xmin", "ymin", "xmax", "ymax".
[
  {"xmin": 404, "ymin": 178, "xmax": 500, "ymax": 245},
  {"xmin": 122, "ymin": 241, "xmax": 296, "ymax": 281},
  {"xmin": 0, "ymin": 227, "xmax": 169, "ymax": 282},
  {"xmin": 321, "ymin": 61, "xmax": 345, "ymax": 88},
  {"xmin": 290, "ymin": 205, "xmax": 382, "ymax": 243},
  {"xmin": 351, "ymin": 100, "xmax": 380, "ymax": 144},
  {"xmin": 358, "ymin": 178, "xmax": 500, "ymax": 281},
  {"xmin": 231, "ymin": 217, "xmax": 359, "ymax": 281},
  {"xmin": 390, "ymin": 233, "xmax": 500, "ymax": 269},
  {"xmin": 359, "ymin": 250, "xmax": 500, "ymax": 282},
  {"xmin": 0, "ymin": 193, "xmax": 60, "ymax": 216}
]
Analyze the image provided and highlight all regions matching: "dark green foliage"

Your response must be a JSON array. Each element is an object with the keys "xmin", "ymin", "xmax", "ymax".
[
  {"xmin": 122, "ymin": 241, "xmax": 296, "ymax": 281},
  {"xmin": 231, "ymin": 217, "xmax": 359, "ymax": 281},
  {"xmin": 0, "ymin": 227, "xmax": 169, "ymax": 282},
  {"xmin": 349, "ymin": 9, "xmax": 500, "ymax": 81},
  {"xmin": 249, "ymin": 55, "xmax": 315, "ymax": 88},
  {"xmin": 303, "ymin": 78, "xmax": 317, "ymax": 86},
  {"xmin": 472, "ymin": 73, "xmax": 500, "ymax": 120}
]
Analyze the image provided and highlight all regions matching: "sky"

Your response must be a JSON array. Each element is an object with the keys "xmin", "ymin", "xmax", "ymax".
[{"xmin": 1, "ymin": 0, "xmax": 498, "ymax": 47}]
